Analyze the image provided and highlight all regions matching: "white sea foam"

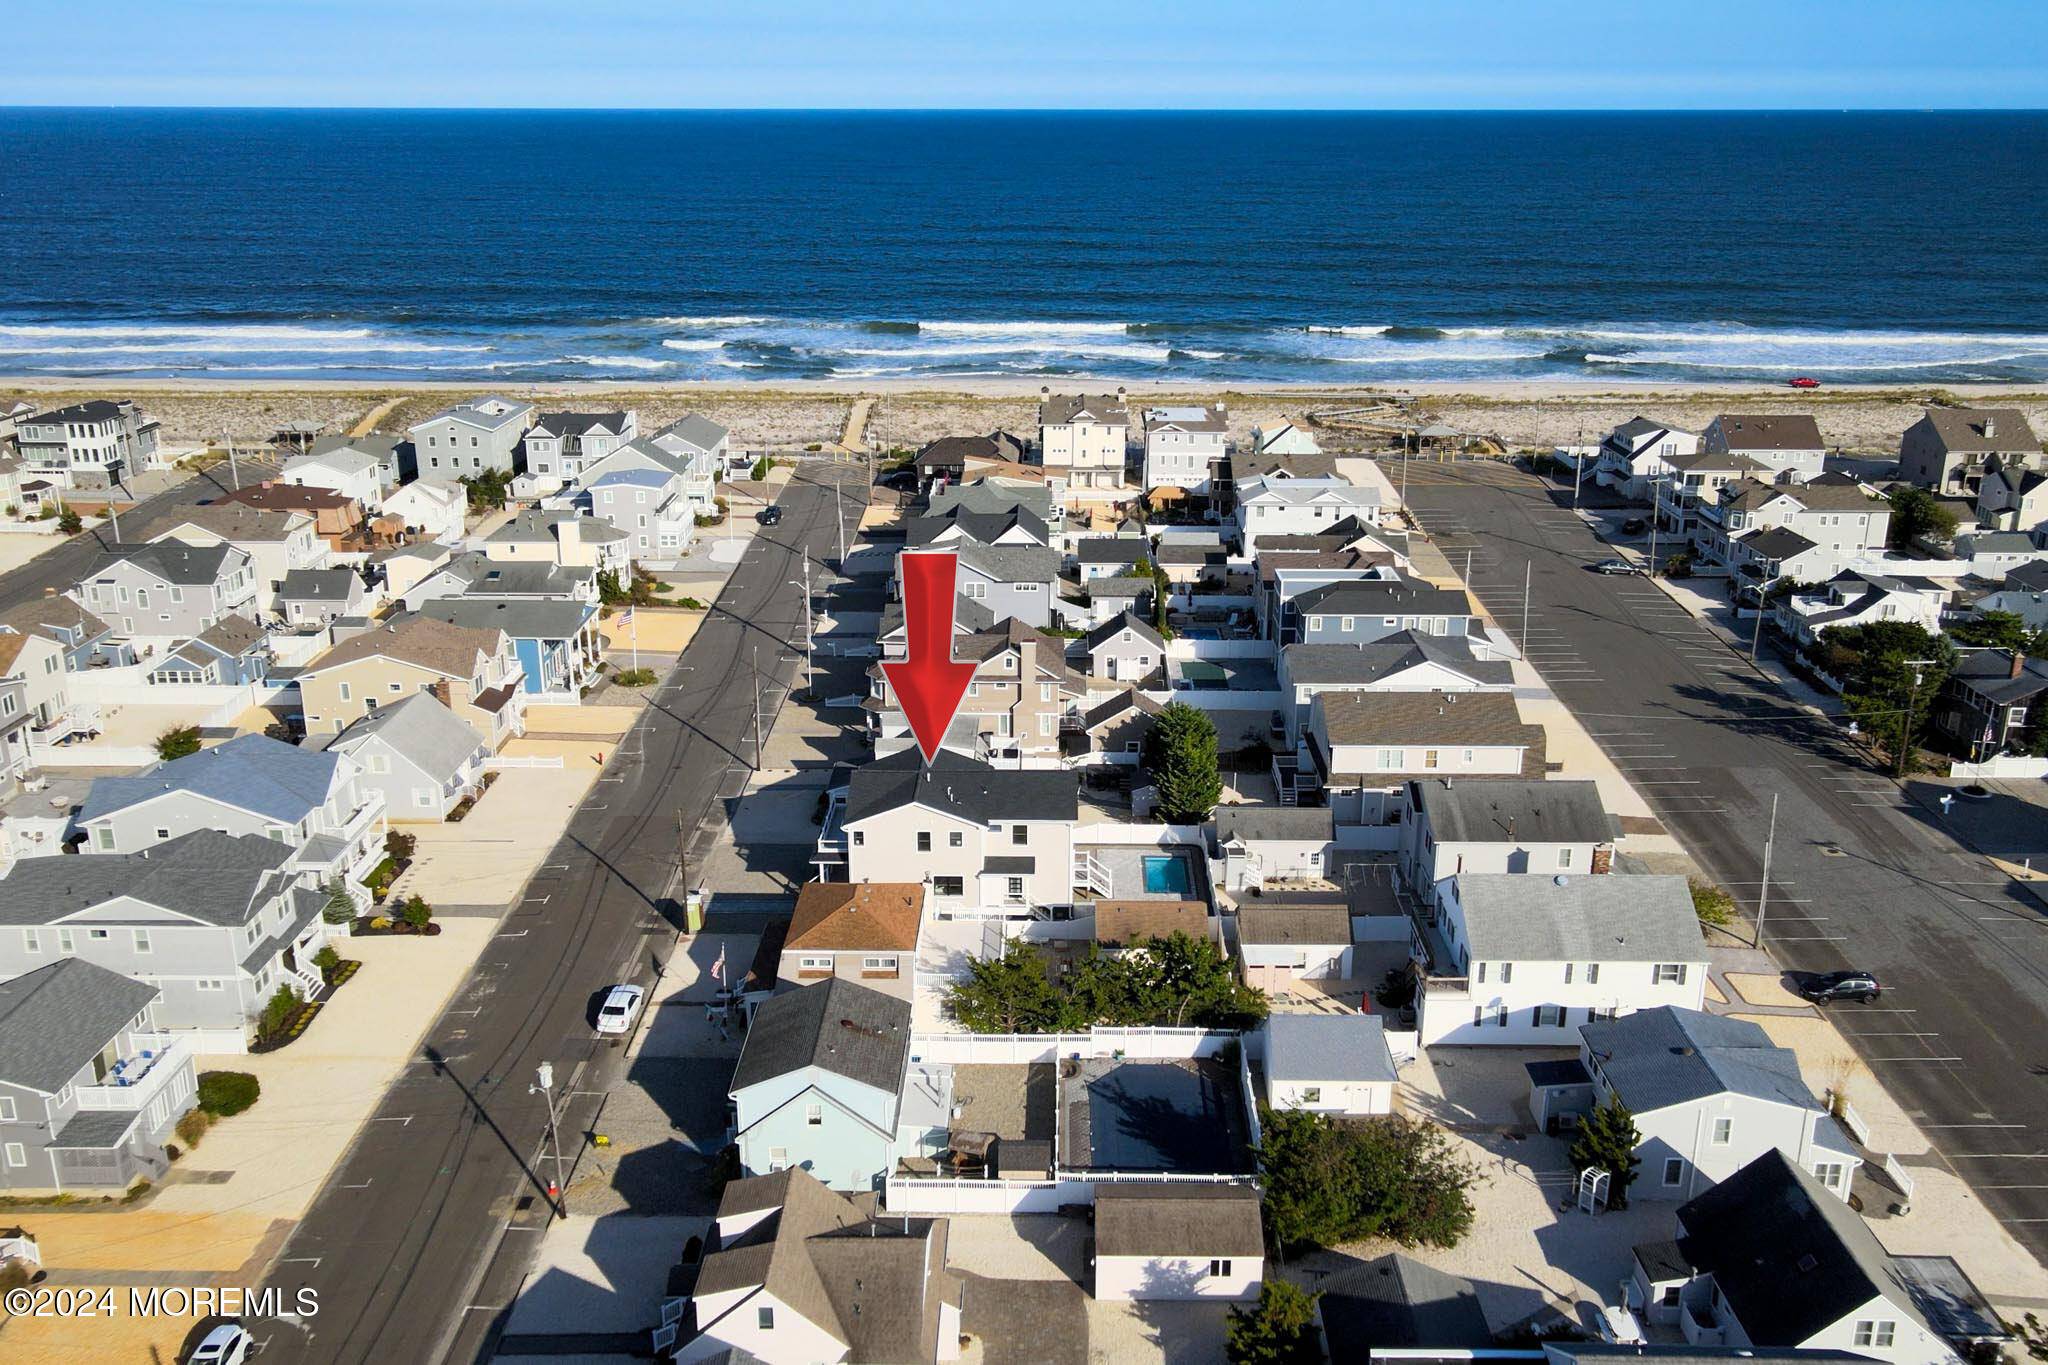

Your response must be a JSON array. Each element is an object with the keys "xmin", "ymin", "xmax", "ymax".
[
  {"xmin": 916, "ymin": 320, "xmax": 1132, "ymax": 336},
  {"xmin": 0, "ymin": 322, "xmax": 380, "ymax": 341},
  {"xmin": 563, "ymin": 354, "xmax": 674, "ymax": 370},
  {"xmin": 647, "ymin": 315, "xmax": 772, "ymax": 327},
  {"xmin": 658, "ymin": 339, "xmax": 728, "ymax": 352}
]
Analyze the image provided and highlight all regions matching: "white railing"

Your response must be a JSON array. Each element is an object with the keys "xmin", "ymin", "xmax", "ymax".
[
  {"xmin": 1073, "ymin": 851, "xmax": 1112, "ymax": 899},
  {"xmin": 906, "ymin": 1026, "xmax": 1231, "ymax": 1066},
  {"xmin": 485, "ymin": 754, "xmax": 566, "ymax": 770},
  {"xmin": 74, "ymin": 1036, "xmax": 190, "ymax": 1112},
  {"xmin": 1074, "ymin": 822, "xmax": 1207, "ymax": 846}
]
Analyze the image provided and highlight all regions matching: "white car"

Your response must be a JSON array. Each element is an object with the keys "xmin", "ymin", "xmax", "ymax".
[
  {"xmin": 595, "ymin": 984, "xmax": 645, "ymax": 1036},
  {"xmin": 189, "ymin": 1323, "xmax": 251, "ymax": 1365}
]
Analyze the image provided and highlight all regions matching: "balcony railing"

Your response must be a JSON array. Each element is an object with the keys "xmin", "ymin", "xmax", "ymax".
[{"xmin": 74, "ymin": 1035, "xmax": 190, "ymax": 1112}]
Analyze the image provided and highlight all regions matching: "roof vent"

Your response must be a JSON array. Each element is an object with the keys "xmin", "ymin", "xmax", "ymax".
[
  {"xmin": 1797, "ymin": 1253, "xmax": 1819, "ymax": 1273},
  {"xmin": 1553, "ymin": 874, "xmax": 1569, "ymax": 887}
]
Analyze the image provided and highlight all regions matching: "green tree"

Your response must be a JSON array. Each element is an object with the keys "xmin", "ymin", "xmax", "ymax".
[
  {"xmin": 1226, "ymin": 1280, "xmax": 1324, "ymax": 1365},
  {"xmin": 1820, "ymin": 621, "xmax": 1956, "ymax": 776},
  {"xmin": 155, "ymin": 725, "xmax": 202, "ymax": 761},
  {"xmin": 1146, "ymin": 701, "xmax": 1223, "ymax": 824},
  {"xmin": 57, "ymin": 508, "xmax": 84, "ymax": 534},
  {"xmin": 1950, "ymin": 610, "xmax": 2031, "ymax": 652},
  {"xmin": 1135, "ymin": 930, "xmax": 1269, "ymax": 1029},
  {"xmin": 1568, "ymin": 1095, "xmax": 1642, "ymax": 1209},
  {"xmin": 1886, "ymin": 485, "xmax": 1958, "ymax": 549},
  {"xmin": 945, "ymin": 941, "xmax": 1075, "ymax": 1033},
  {"xmin": 398, "ymin": 895, "xmax": 434, "ymax": 930},
  {"xmin": 458, "ymin": 469, "xmax": 511, "ymax": 512},
  {"xmin": 320, "ymin": 878, "xmax": 357, "ymax": 926},
  {"xmin": 258, "ymin": 985, "xmax": 302, "ymax": 1039},
  {"xmin": 596, "ymin": 569, "xmax": 630, "ymax": 607},
  {"xmin": 1689, "ymin": 878, "xmax": 1736, "ymax": 929},
  {"xmin": 750, "ymin": 455, "xmax": 772, "ymax": 481},
  {"xmin": 1255, "ymin": 1110, "xmax": 1478, "ymax": 1253}
]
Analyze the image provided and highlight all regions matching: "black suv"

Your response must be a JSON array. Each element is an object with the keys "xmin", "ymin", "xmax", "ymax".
[
  {"xmin": 1799, "ymin": 970, "xmax": 1882, "ymax": 1004},
  {"xmin": 756, "ymin": 505, "xmax": 784, "ymax": 526}
]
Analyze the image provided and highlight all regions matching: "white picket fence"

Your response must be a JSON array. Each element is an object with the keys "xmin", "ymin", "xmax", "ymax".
[
  {"xmin": 485, "ymin": 755, "xmax": 566, "ymax": 770},
  {"xmin": 1165, "ymin": 637, "xmax": 1275, "ymax": 661},
  {"xmin": 1950, "ymin": 754, "xmax": 2048, "ymax": 780},
  {"xmin": 905, "ymin": 1026, "xmax": 1230, "ymax": 1067},
  {"xmin": 885, "ymin": 1169, "xmax": 1257, "ymax": 1216},
  {"xmin": 1074, "ymin": 821, "xmax": 1207, "ymax": 847}
]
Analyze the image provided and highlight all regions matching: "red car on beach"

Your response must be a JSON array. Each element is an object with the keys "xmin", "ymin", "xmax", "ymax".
[{"xmin": 1788, "ymin": 376, "xmax": 1820, "ymax": 388}]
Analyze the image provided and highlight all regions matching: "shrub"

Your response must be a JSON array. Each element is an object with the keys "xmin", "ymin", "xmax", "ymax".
[
  {"xmin": 399, "ymin": 895, "xmax": 433, "ymax": 930},
  {"xmin": 2, "ymin": 504, "xmax": 15, "ymax": 518},
  {"xmin": 803, "ymin": 443, "xmax": 821, "ymax": 452},
  {"xmin": 1569, "ymin": 1095, "xmax": 1642, "ymax": 1208},
  {"xmin": 258, "ymin": 984, "xmax": 301, "ymax": 1038},
  {"xmin": 57, "ymin": 509, "xmax": 83, "ymax": 534},
  {"xmin": 197, "ymin": 1070, "xmax": 261, "ymax": 1117},
  {"xmin": 312, "ymin": 944, "xmax": 342, "ymax": 974},
  {"xmin": 367, "ymin": 916, "xmax": 392, "ymax": 932},
  {"xmin": 1689, "ymin": 879, "xmax": 1737, "ymax": 928},
  {"xmin": 1227, "ymin": 1280, "xmax": 1323, "ymax": 1365},
  {"xmin": 320, "ymin": 879, "xmax": 357, "ymax": 925},
  {"xmin": 155, "ymin": 726, "xmax": 202, "ymax": 761},
  {"xmin": 384, "ymin": 829, "xmax": 417, "ymax": 862},
  {"xmin": 750, "ymin": 455, "xmax": 772, "ymax": 480},
  {"xmin": 1255, "ymin": 1110, "xmax": 1480, "ymax": 1254},
  {"xmin": 0, "ymin": 1259, "xmax": 35, "ymax": 1293},
  {"xmin": 175, "ymin": 1108, "xmax": 212, "ymax": 1148},
  {"xmin": 613, "ymin": 667, "xmax": 658, "ymax": 687}
]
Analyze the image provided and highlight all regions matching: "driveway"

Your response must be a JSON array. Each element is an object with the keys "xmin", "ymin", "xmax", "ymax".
[{"xmin": 388, "ymin": 767, "xmax": 597, "ymax": 913}]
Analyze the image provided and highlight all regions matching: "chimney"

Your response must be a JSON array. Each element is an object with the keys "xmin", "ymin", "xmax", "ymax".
[
  {"xmin": 1590, "ymin": 845, "xmax": 1614, "ymax": 875},
  {"xmin": 2014, "ymin": 651, "xmax": 2027, "ymax": 680},
  {"xmin": 430, "ymin": 679, "xmax": 453, "ymax": 706}
]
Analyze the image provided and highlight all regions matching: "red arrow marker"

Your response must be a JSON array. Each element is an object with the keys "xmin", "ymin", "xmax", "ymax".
[{"xmin": 883, "ymin": 550, "xmax": 975, "ymax": 765}]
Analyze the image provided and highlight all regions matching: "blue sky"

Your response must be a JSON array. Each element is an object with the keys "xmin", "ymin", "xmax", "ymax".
[{"xmin": 10, "ymin": 1, "xmax": 2048, "ymax": 109}]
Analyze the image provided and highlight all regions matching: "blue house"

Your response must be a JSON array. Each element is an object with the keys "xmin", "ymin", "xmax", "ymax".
[
  {"xmin": 415, "ymin": 598, "xmax": 600, "ymax": 701},
  {"xmin": 145, "ymin": 614, "xmax": 270, "ymax": 687}
]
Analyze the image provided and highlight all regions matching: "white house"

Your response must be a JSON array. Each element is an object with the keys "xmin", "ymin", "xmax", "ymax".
[
  {"xmin": 1701, "ymin": 414, "xmax": 1827, "ymax": 483},
  {"xmin": 1212, "ymin": 805, "xmax": 1333, "ymax": 892},
  {"xmin": 518, "ymin": 410, "xmax": 637, "ymax": 492},
  {"xmin": 1545, "ymin": 1007, "xmax": 1860, "ymax": 1203},
  {"xmin": 1260, "ymin": 1013, "xmax": 1397, "ymax": 1116},
  {"xmin": 831, "ymin": 751, "xmax": 1080, "ymax": 917},
  {"xmin": 408, "ymin": 396, "xmax": 535, "ymax": 482},
  {"xmin": 281, "ymin": 437, "xmax": 398, "ymax": 505},
  {"xmin": 1279, "ymin": 633, "xmax": 1515, "ymax": 739},
  {"xmin": 1091, "ymin": 1184, "xmax": 1264, "ymax": 1303},
  {"xmin": 319, "ymin": 692, "xmax": 490, "ymax": 823},
  {"xmin": 381, "ymin": 480, "xmax": 467, "ymax": 544},
  {"xmin": 1301, "ymin": 691, "xmax": 1543, "ymax": 826},
  {"xmin": 1248, "ymin": 421, "xmax": 1321, "ymax": 458},
  {"xmin": 1642, "ymin": 1150, "xmax": 1960, "ymax": 1365},
  {"xmin": 1237, "ymin": 905, "xmax": 1354, "ymax": 986},
  {"xmin": 1236, "ymin": 475, "xmax": 1383, "ymax": 552},
  {"xmin": 1414, "ymin": 872, "xmax": 1707, "ymax": 1046},
  {"xmin": 144, "ymin": 502, "xmax": 328, "ymax": 616},
  {"xmin": 1141, "ymin": 403, "xmax": 1228, "ymax": 493},
  {"xmin": 1774, "ymin": 572, "xmax": 1948, "ymax": 649},
  {"xmin": 1038, "ymin": 390, "xmax": 1129, "ymax": 498},
  {"xmin": 1400, "ymin": 778, "xmax": 1615, "ymax": 903},
  {"xmin": 1694, "ymin": 480, "xmax": 1889, "ymax": 571},
  {"xmin": 1595, "ymin": 416, "xmax": 1701, "ymax": 501}
]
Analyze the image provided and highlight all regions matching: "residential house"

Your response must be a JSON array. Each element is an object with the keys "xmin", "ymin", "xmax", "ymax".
[
  {"xmin": 76, "ymin": 731, "xmax": 387, "ymax": 890},
  {"xmin": 1038, "ymin": 390, "xmax": 1130, "ymax": 498},
  {"xmin": 913, "ymin": 431, "xmax": 1029, "ymax": 491},
  {"xmin": 281, "ymin": 436, "xmax": 402, "ymax": 503},
  {"xmin": 0, "ymin": 594, "xmax": 125, "ymax": 672},
  {"xmin": 408, "ymin": 395, "xmax": 536, "ymax": 482},
  {"xmin": 1558, "ymin": 1006, "xmax": 1861, "ymax": 1201},
  {"xmin": 778, "ymin": 882, "xmax": 923, "ymax": 1002},
  {"xmin": 74, "ymin": 543, "xmax": 257, "ymax": 645},
  {"xmin": 1083, "ymin": 575, "xmax": 1155, "ymax": 628},
  {"xmin": 1935, "ymin": 649, "xmax": 2048, "ymax": 760},
  {"xmin": 1774, "ymin": 572, "xmax": 1948, "ymax": 650},
  {"xmin": 483, "ymin": 509, "xmax": 630, "ymax": 573},
  {"xmin": 1091, "ymin": 1184, "xmax": 1263, "ymax": 1303},
  {"xmin": 144, "ymin": 614, "xmax": 270, "ymax": 687},
  {"xmin": 1695, "ymin": 480, "xmax": 1890, "ymax": 578},
  {"xmin": 1316, "ymin": 1254, "xmax": 1494, "ymax": 1357},
  {"xmin": 1092, "ymin": 900, "xmax": 1215, "ymax": 953},
  {"xmin": 1259, "ymin": 1013, "xmax": 1397, "ymax": 1117},
  {"xmin": 1899, "ymin": 407, "xmax": 2042, "ymax": 495},
  {"xmin": 1723, "ymin": 527, "xmax": 1833, "ymax": 585},
  {"xmin": 577, "ymin": 439, "xmax": 704, "ymax": 559},
  {"xmin": 297, "ymin": 615, "xmax": 524, "ymax": 744},
  {"xmin": 381, "ymin": 479, "xmax": 466, "ymax": 544},
  {"xmin": 1291, "ymin": 579, "xmax": 1477, "ymax": 648},
  {"xmin": 1976, "ymin": 464, "xmax": 2048, "ymax": 533},
  {"xmin": 418, "ymin": 596, "xmax": 601, "ymax": 701},
  {"xmin": 1280, "ymin": 632, "xmax": 1515, "ymax": 737},
  {"xmin": 143, "ymin": 502, "xmax": 327, "ymax": 615},
  {"xmin": 1401, "ymin": 778, "xmax": 1616, "ymax": 900},
  {"xmin": 1237, "ymin": 904, "xmax": 1355, "ymax": 986},
  {"xmin": 0, "ymin": 830, "xmax": 332, "ymax": 1052},
  {"xmin": 1082, "ymin": 613, "xmax": 1166, "ymax": 684},
  {"xmin": 649, "ymin": 413, "xmax": 731, "ymax": 479},
  {"xmin": 869, "ymin": 620, "xmax": 1086, "ymax": 766},
  {"xmin": 1701, "ymin": 414, "xmax": 1827, "ymax": 483},
  {"xmin": 319, "ymin": 692, "xmax": 490, "ymax": 822},
  {"xmin": 278, "ymin": 567, "xmax": 367, "ymax": 629},
  {"xmin": 1066, "ymin": 689, "xmax": 1161, "ymax": 768},
  {"xmin": 1212, "ymin": 805, "xmax": 1333, "ymax": 892},
  {"xmin": 1236, "ymin": 474, "xmax": 1383, "ymax": 553},
  {"xmin": 729, "ymin": 977, "xmax": 912, "ymax": 1192},
  {"xmin": 1594, "ymin": 416, "xmax": 1701, "ymax": 501},
  {"xmin": 0, "ymin": 960, "xmax": 198, "ymax": 1194},
  {"xmin": 681, "ymin": 1166, "xmax": 963, "ymax": 1365},
  {"xmin": 1951, "ymin": 527, "xmax": 2044, "ymax": 570},
  {"xmin": 402, "ymin": 552, "xmax": 595, "ymax": 611},
  {"xmin": 926, "ymin": 479, "xmax": 1057, "ymax": 524},
  {"xmin": 1258, "ymin": 549, "xmax": 1404, "ymax": 642},
  {"xmin": 14, "ymin": 400, "xmax": 161, "ymax": 489},
  {"xmin": 906, "ymin": 505, "xmax": 1052, "ymax": 551},
  {"xmin": 1655, "ymin": 450, "xmax": 1775, "ymax": 544},
  {"xmin": 1649, "ymin": 1149, "xmax": 1959, "ymax": 1365},
  {"xmin": 1968, "ymin": 562, "xmax": 2048, "ymax": 634},
  {"xmin": 219, "ymin": 482, "xmax": 366, "ymax": 549},
  {"xmin": 828, "ymin": 750, "xmax": 1080, "ymax": 916},
  {"xmin": 1414, "ymin": 872, "xmax": 1706, "ymax": 1046},
  {"xmin": 368, "ymin": 541, "xmax": 454, "ymax": 603},
  {"xmin": 1296, "ymin": 690, "xmax": 1544, "ymax": 824},
  {"xmin": 0, "ymin": 628, "xmax": 73, "ymax": 768},
  {"xmin": 1141, "ymin": 403, "xmax": 1228, "ymax": 493},
  {"xmin": 1073, "ymin": 536, "xmax": 1150, "ymax": 582},
  {"xmin": 519, "ymin": 410, "xmax": 638, "ymax": 490},
  {"xmin": 898, "ymin": 543, "xmax": 1059, "ymax": 631},
  {"xmin": 1247, "ymin": 421, "xmax": 1320, "ymax": 458}
]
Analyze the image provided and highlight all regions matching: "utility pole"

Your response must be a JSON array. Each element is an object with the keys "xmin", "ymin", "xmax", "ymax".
[
  {"xmin": 1753, "ymin": 793, "xmax": 1779, "ymax": 949},
  {"xmin": 835, "ymin": 488, "xmax": 847, "ymax": 568},
  {"xmin": 1571, "ymin": 426, "xmax": 1585, "ymax": 508},
  {"xmin": 1750, "ymin": 571, "xmax": 1776, "ymax": 660},
  {"xmin": 752, "ymin": 645, "xmax": 765, "ymax": 768},
  {"xmin": 1521, "ymin": 560, "xmax": 1532, "ymax": 647},
  {"xmin": 1400, "ymin": 449, "xmax": 1409, "ymax": 509},
  {"xmin": 1646, "ymin": 474, "xmax": 1661, "ymax": 579},
  {"xmin": 1465, "ymin": 548, "xmax": 1473, "ymax": 587},
  {"xmin": 224, "ymin": 433, "xmax": 242, "ymax": 492},
  {"xmin": 1897, "ymin": 657, "xmax": 1937, "ymax": 779},
  {"xmin": 530, "ymin": 1061, "xmax": 567, "ymax": 1217}
]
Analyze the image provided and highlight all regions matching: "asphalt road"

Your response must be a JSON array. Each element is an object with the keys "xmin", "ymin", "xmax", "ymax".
[
  {"xmin": 0, "ymin": 453, "xmax": 281, "ymax": 612},
  {"xmin": 263, "ymin": 461, "xmax": 868, "ymax": 1364},
  {"xmin": 1402, "ymin": 459, "xmax": 2048, "ymax": 1264}
]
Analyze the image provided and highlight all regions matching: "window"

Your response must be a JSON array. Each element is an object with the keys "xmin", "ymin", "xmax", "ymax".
[
  {"xmin": 2, "ymin": 1143, "xmax": 23, "ymax": 1169},
  {"xmin": 1536, "ymin": 1005, "xmax": 1564, "ymax": 1028},
  {"xmin": 851, "ymin": 831, "xmax": 864, "ymax": 847},
  {"xmin": 767, "ymin": 1148, "xmax": 788, "ymax": 1171},
  {"xmin": 1586, "ymin": 963, "xmax": 1601, "ymax": 985},
  {"xmin": 154, "ymin": 827, "xmax": 171, "ymax": 841},
  {"xmin": 414, "ymin": 791, "xmax": 435, "ymax": 808},
  {"xmin": 798, "ymin": 955, "xmax": 832, "ymax": 972},
  {"xmin": 1710, "ymin": 1116, "xmax": 1733, "ymax": 1144},
  {"xmin": 134, "ymin": 930, "xmax": 151, "ymax": 954},
  {"xmin": 805, "ymin": 1103, "xmax": 823, "ymax": 1126},
  {"xmin": 95, "ymin": 827, "xmax": 114, "ymax": 851},
  {"xmin": 947, "ymin": 831, "xmax": 963, "ymax": 848},
  {"xmin": 1499, "ymin": 962, "xmax": 1513, "ymax": 984},
  {"xmin": 1475, "ymin": 962, "xmax": 1486, "ymax": 984},
  {"xmin": 1424, "ymin": 749, "xmax": 1439, "ymax": 769},
  {"xmin": 1557, "ymin": 847, "xmax": 1573, "ymax": 869},
  {"xmin": 1814, "ymin": 1161, "xmax": 1846, "ymax": 1191},
  {"xmin": 758, "ymin": 1306, "xmax": 777, "ymax": 1331},
  {"xmin": 1012, "ymin": 824, "xmax": 1028, "ymax": 846},
  {"xmin": 1563, "ymin": 963, "xmax": 1574, "ymax": 984},
  {"xmin": 1662, "ymin": 1158, "xmax": 1684, "ymax": 1186},
  {"xmin": 1853, "ymin": 1322, "xmax": 1896, "ymax": 1350},
  {"xmin": 932, "ymin": 876, "xmax": 964, "ymax": 897},
  {"xmin": 197, "ymin": 979, "xmax": 223, "ymax": 992},
  {"xmin": 87, "ymin": 929, "xmax": 109, "ymax": 941},
  {"xmin": 917, "ymin": 832, "xmax": 932, "ymax": 852},
  {"xmin": 57, "ymin": 929, "xmax": 73, "ymax": 953},
  {"xmin": 1300, "ymin": 1087, "xmax": 1321, "ymax": 1104},
  {"xmin": 1209, "ymin": 1260, "xmax": 1233, "ymax": 1278},
  {"xmin": 22, "ymin": 929, "xmax": 39, "ymax": 955},
  {"xmin": 1652, "ymin": 963, "xmax": 1688, "ymax": 986},
  {"xmin": 1006, "ymin": 876, "xmax": 1025, "ymax": 900},
  {"xmin": 1495, "ymin": 1007, "xmax": 1508, "ymax": 1027},
  {"xmin": 862, "ymin": 955, "xmax": 897, "ymax": 972}
]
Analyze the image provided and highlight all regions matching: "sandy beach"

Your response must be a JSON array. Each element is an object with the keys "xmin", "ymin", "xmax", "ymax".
[{"xmin": 6, "ymin": 375, "xmax": 2047, "ymax": 455}]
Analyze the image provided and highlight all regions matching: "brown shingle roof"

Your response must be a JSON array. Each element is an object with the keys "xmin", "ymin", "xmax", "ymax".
[
  {"xmin": 1093, "ymin": 901, "xmax": 1213, "ymax": 949},
  {"xmin": 1315, "ymin": 690, "xmax": 1540, "ymax": 751},
  {"xmin": 143, "ymin": 501, "xmax": 309, "ymax": 543},
  {"xmin": 1919, "ymin": 407, "xmax": 2040, "ymax": 454},
  {"xmin": 220, "ymin": 483, "xmax": 358, "ymax": 515},
  {"xmin": 2, "ymin": 595, "xmax": 109, "ymax": 643},
  {"xmin": 0, "ymin": 633, "xmax": 28, "ymax": 674},
  {"xmin": 303, "ymin": 615, "xmax": 501, "ymax": 680},
  {"xmin": 1093, "ymin": 1183, "xmax": 1264, "ymax": 1258},
  {"xmin": 786, "ymin": 883, "xmax": 924, "ymax": 952},
  {"xmin": 1237, "ymin": 906, "xmax": 1353, "ymax": 946},
  {"xmin": 1712, "ymin": 414, "xmax": 1824, "ymax": 452}
]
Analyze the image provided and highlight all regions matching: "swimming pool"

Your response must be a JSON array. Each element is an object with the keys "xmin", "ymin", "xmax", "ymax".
[{"xmin": 1142, "ymin": 854, "xmax": 1193, "ymax": 896}]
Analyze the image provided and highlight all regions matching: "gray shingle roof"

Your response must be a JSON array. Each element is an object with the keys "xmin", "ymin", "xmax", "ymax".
[
  {"xmin": 418, "ymin": 595, "xmax": 595, "ymax": 642},
  {"xmin": 1237, "ymin": 906, "xmax": 1352, "ymax": 946},
  {"xmin": 1076, "ymin": 537, "xmax": 1149, "ymax": 565},
  {"xmin": 926, "ymin": 481, "xmax": 1055, "ymax": 521},
  {"xmin": 1736, "ymin": 526, "xmax": 1820, "ymax": 560},
  {"xmin": 1677, "ymin": 1149, "xmax": 1938, "ymax": 1347},
  {"xmin": 1284, "ymin": 632, "xmax": 1515, "ymax": 688},
  {"xmin": 1318, "ymin": 1253, "xmax": 1493, "ymax": 1354},
  {"xmin": 1453, "ymin": 873, "xmax": 1704, "ymax": 964},
  {"xmin": 80, "ymin": 733, "xmax": 339, "ymax": 826},
  {"xmin": 1039, "ymin": 392, "xmax": 1129, "ymax": 427},
  {"xmin": 1581, "ymin": 1007, "xmax": 1817, "ymax": 1113},
  {"xmin": 0, "ymin": 829, "xmax": 293, "ymax": 928},
  {"xmin": 1413, "ymin": 779, "xmax": 1613, "ymax": 845},
  {"xmin": 1264, "ymin": 1013, "xmax": 1395, "ymax": 1085},
  {"xmin": 90, "ymin": 542, "xmax": 243, "ymax": 587},
  {"xmin": 730, "ymin": 977, "xmax": 911, "ymax": 1097},
  {"xmin": 954, "ymin": 542, "xmax": 1060, "ymax": 584},
  {"xmin": 1295, "ymin": 579, "xmax": 1471, "ymax": 618},
  {"xmin": 843, "ymin": 749, "xmax": 1079, "ymax": 827},
  {"xmin": 531, "ymin": 411, "xmax": 629, "ymax": 438},
  {"xmin": 324, "ymin": 692, "xmax": 486, "ymax": 781},
  {"xmin": 0, "ymin": 959, "xmax": 157, "ymax": 1094},
  {"xmin": 1213, "ymin": 804, "xmax": 1333, "ymax": 844},
  {"xmin": 1085, "ymin": 612, "xmax": 1165, "ymax": 653},
  {"xmin": 1712, "ymin": 414, "xmax": 1824, "ymax": 452},
  {"xmin": 1916, "ymin": 407, "xmax": 2039, "ymax": 454},
  {"xmin": 660, "ymin": 413, "xmax": 729, "ymax": 452},
  {"xmin": 281, "ymin": 567, "xmax": 361, "ymax": 603},
  {"xmin": 1093, "ymin": 1183, "xmax": 1263, "ymax": 1257}
]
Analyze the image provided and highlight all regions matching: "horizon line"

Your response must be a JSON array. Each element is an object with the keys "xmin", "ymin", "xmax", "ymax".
[{"xmin": 4, "ymin": 104, "xmax": 2047, "ymax": 115}]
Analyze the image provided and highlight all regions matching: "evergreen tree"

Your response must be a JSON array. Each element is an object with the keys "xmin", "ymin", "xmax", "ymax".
[
  {"xmin": 1226, "ymin": 1281, "xmax": 1323, "ymax": 1365},
  {"xmin": 1146, "ymin": 701, "xmax": 1223, "ymax": 823},
  {"xmin": 944, "ymin": 942, "xmax": 1073, "ymax": 1033},
  {"xmin": 1568, "ymin": 1095, "xmax": 1642, "ymax": 1209}
]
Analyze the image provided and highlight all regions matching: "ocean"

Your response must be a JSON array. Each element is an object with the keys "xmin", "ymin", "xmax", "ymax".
[{"xmin": 2, "ymin": 109, "xmax": 2047, "ymax": 386}]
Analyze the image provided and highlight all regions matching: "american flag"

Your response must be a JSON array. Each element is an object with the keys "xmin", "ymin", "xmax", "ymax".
[
  {"xmin": 712, "ymin": 943, "xmax": 727, "ymax": 990},
  {"xmin": 616, "ymin": 608, "xmax": 633, "ymax": 625}
]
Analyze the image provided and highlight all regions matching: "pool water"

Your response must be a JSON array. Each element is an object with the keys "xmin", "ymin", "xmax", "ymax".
[{"xmin": 1142, "ymin": 854, "xmax": 1192, "ymax": 895}]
